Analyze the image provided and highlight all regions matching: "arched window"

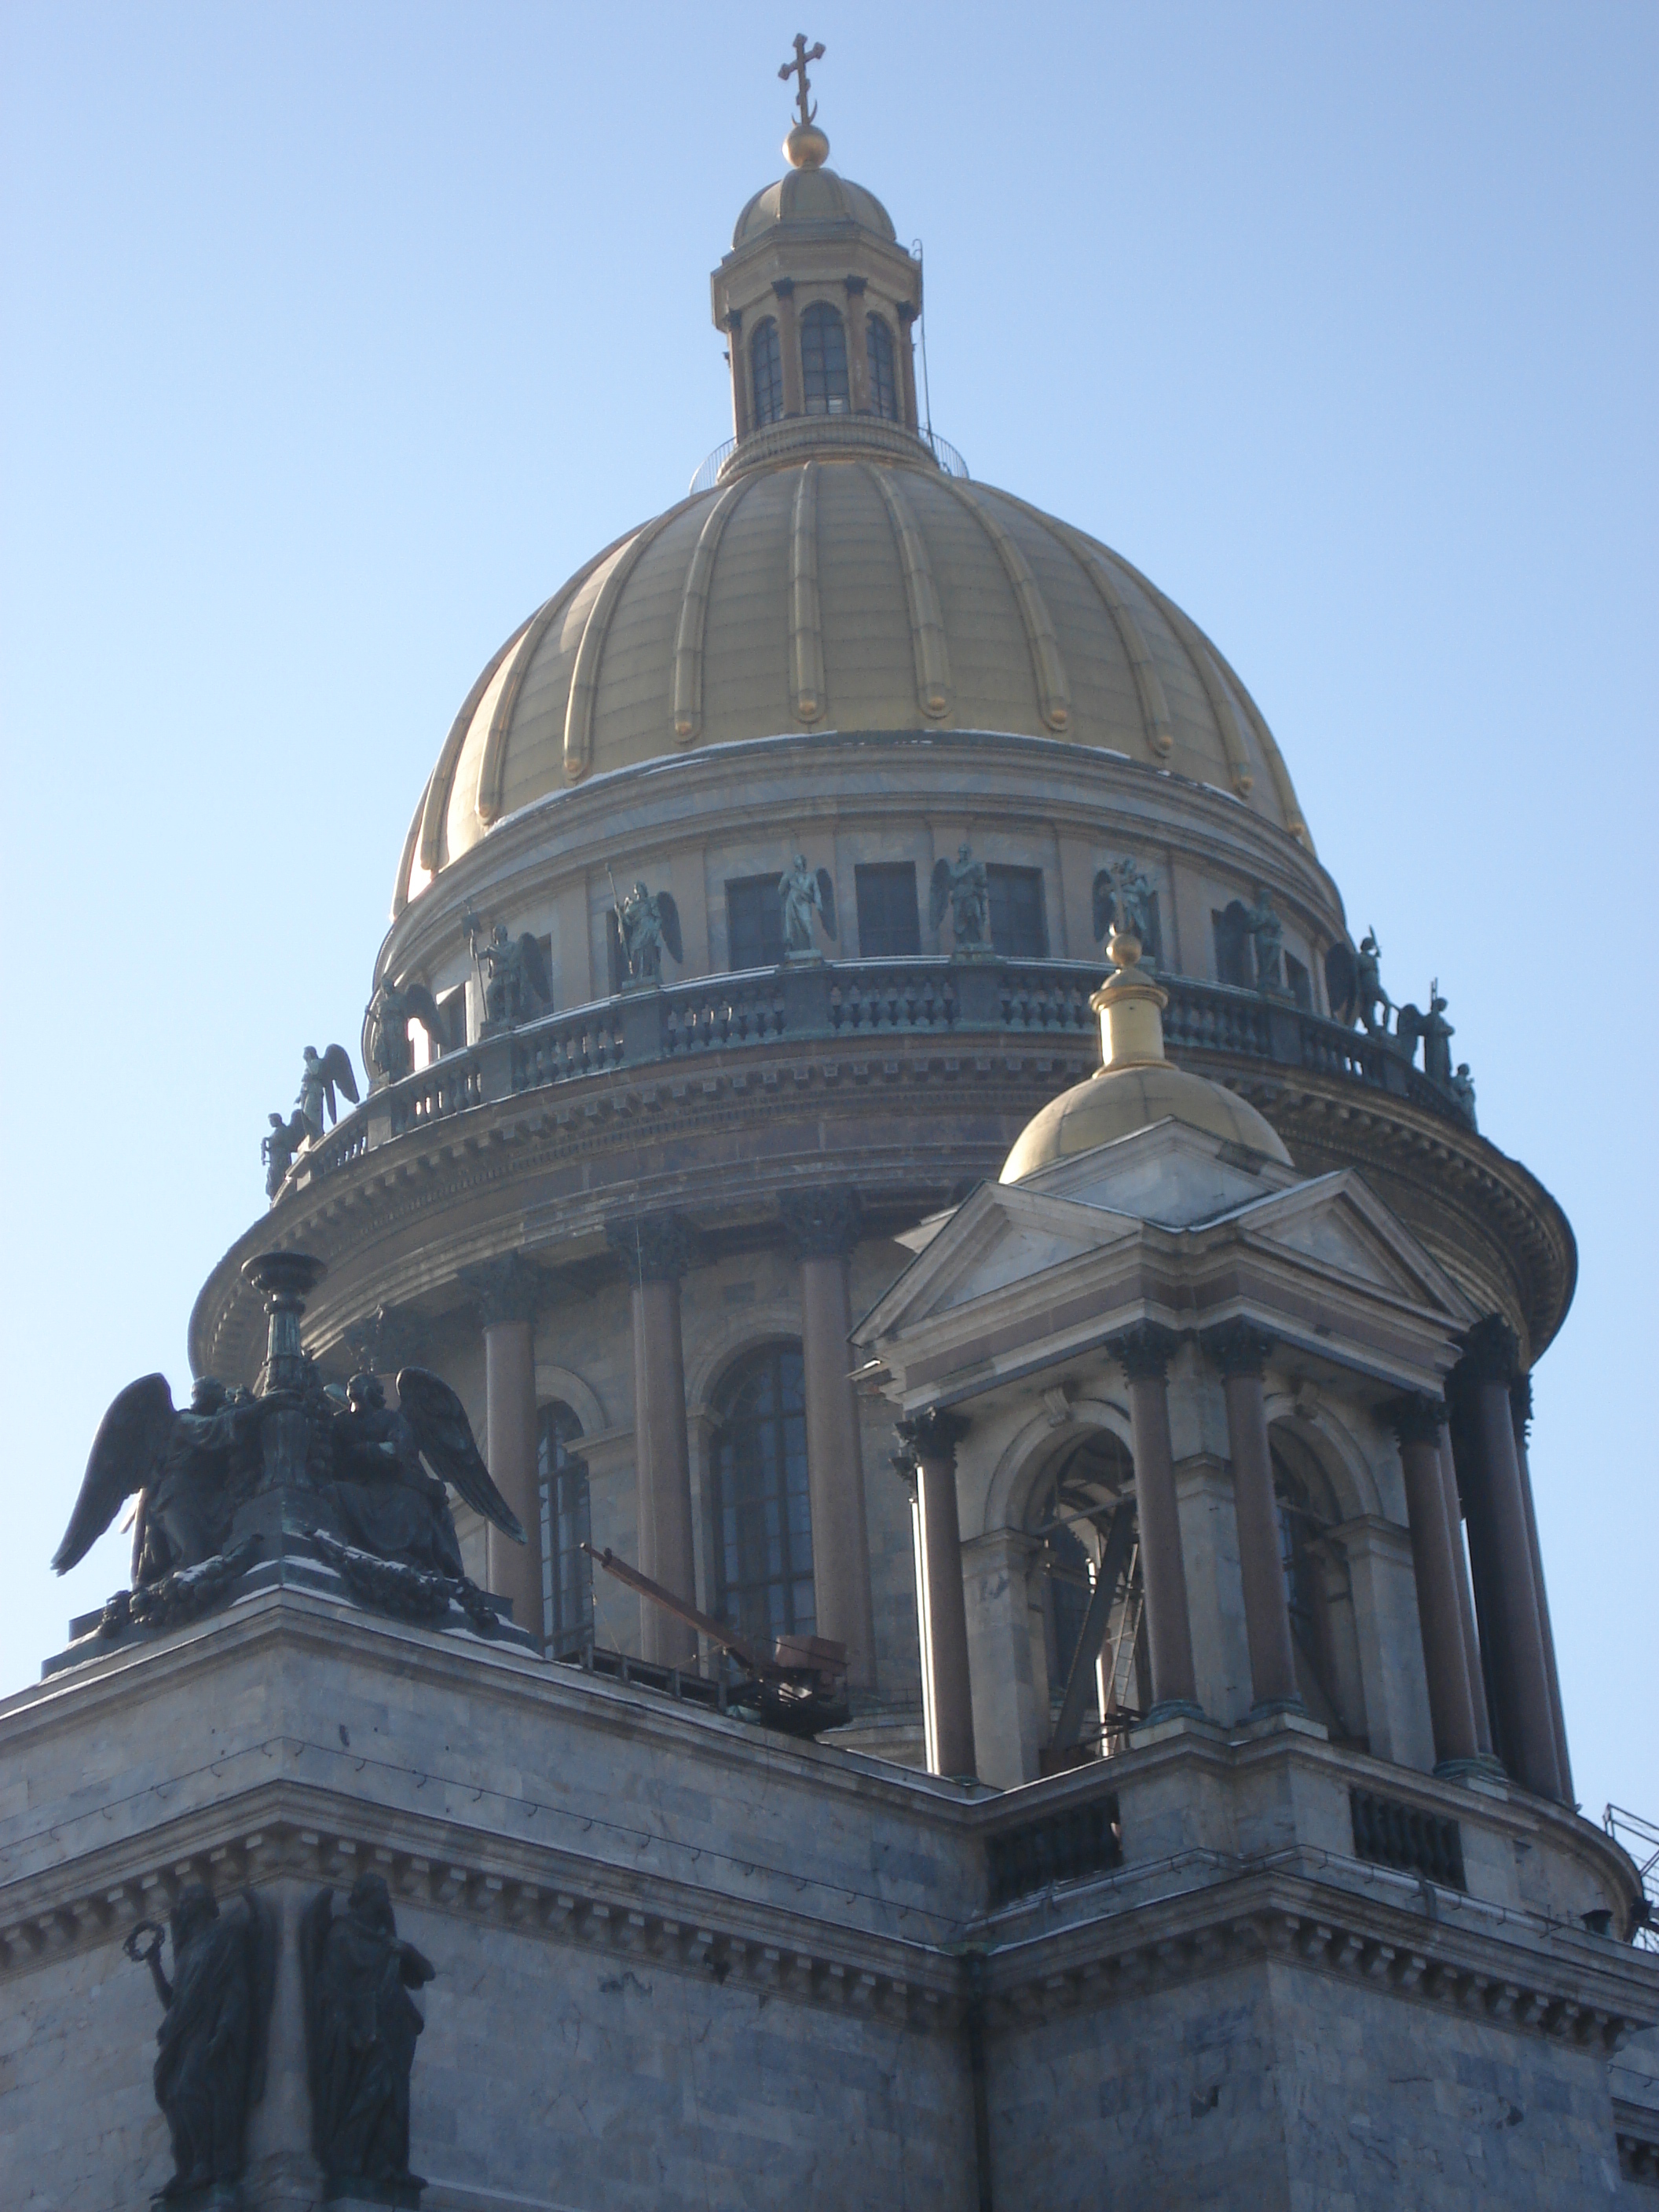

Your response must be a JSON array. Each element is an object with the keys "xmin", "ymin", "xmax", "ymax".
[
  {"xmin": 1024, "ymin": 1429, "xmax": 1140, "ymax": 1756},
  {"xmin": 866, "ymin": 313, "xmax": 899, "ymax": 421},
  {"xmin": 537, "ymin": 1401, "xmax": 591, "ymax": 1655},
  {"xmin": 800, "ymin": 302, "xmax": 849, "ymax": 415},
  {"xmin": 709, "ymin": 1342, "xmax": 814, "ymax": 1646},
  {"xmin": 751, "ymin": 319, "xmax": 784, "ymax": 427},
  {"xmin": 1270, "ymin": 1426, "xmax": 1365, "ymax": 1745}
]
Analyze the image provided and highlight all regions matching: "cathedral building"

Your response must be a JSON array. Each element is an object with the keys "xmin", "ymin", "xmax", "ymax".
[{"xmin": 5, "ymin": 69, "xmax": 1657, "ymax": 2212}]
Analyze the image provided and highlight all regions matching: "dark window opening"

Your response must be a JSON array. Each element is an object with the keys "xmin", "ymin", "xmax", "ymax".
[
  {"xmin": 538, "ymin": 1401, "xmax": 591, "ymax": 1657},
  {"xmin": 725, "ymin": 874, "xmax": 786, "ymax": 971},
  {"xmin": 855, "ymin": 862, "xmax": 921, "ymax": 957},
  {"xmin": 751, "ymin": 319, "xmax": 783, "ymax": 427},
  {"xmin": 800, "ymin": 302, "xmax": 850, "ymax": 415},
  {"xmin": 866, "ymin": 313, "xmax": 899, "ymax": 420},
  {"xmin": 1212, "ymin": 901, "xmax": 1251, "ymax": 987},
  {"xmin": 988, "ymin": 865, "xmax": 1049, "ymax": 958},
  {"xmin": 1284, "ymin": 951, "xmax": 1312, "ymax": 1010},
  {"xmin": 709, "ymin": 1343, "xmax": 814, "ymax": 1648}
]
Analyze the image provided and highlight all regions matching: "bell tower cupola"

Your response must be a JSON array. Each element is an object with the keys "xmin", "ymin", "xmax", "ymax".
[{"xmin": 711, "ymin": 38, "xmax": 927, "ymax": 468}]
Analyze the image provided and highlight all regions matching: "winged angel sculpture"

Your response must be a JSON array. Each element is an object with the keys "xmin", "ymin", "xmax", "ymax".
[
  {"xmin": 364, "ymin": 978, "xmax": 445, "ymax": 1084},
  {"xmin": 53, "ymin": 1362, "xmax": 524, "ymax": 1630},
  {"xmin": 931, "ymin": 844, "xmax": 990, "ymax": 950},
  {"xmin": 780, "ymin": 851, "xmax": 837, "ymax": 954},
  {"xmin": 262, "ymin": 1043, "xmax": 361, "ymax": 1200}
]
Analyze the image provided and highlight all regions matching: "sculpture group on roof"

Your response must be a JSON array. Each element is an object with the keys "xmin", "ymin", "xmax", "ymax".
[{"xmin": 262, "ymin": 1042, "xmax": 360, "ymax": 1199}]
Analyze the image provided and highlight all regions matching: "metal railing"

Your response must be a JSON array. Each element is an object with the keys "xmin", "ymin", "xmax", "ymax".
[
  {"xmin": 1605, "ymin": 1804, "xmax": 1659, "ymax": 1949},
  {"xmin": 689, "ymin": 421, "xmax": 969, "ymax": 494},
  {"xmin": 297, "ymin": 957, "xmax": 1475, "ymax": 1189}
]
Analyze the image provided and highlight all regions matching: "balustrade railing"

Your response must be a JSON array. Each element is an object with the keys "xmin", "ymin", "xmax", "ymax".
[{"xmin": 290, "ymin": 958, "xmax": 1476, "ymax": 1190}]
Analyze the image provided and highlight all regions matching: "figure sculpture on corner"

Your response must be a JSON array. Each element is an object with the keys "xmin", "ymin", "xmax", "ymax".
[
  {"xmin": 126, "ymin": 1880, "xmax": 276, "ymax": 2199},
  {"xmin": 779, "ymin": 851, "xmax": 837, "ymax": 954},
  {"xmin": 301, "ymin": 1873, "xmax": 435, "ymax": 2199},
  {"xmin": 607, "ymin": 867, "xmax": 683, "ymax": 982},
  {"xmin": 931, "ymin": 843, "xmax": 989, "ymax": 950},
  {"xmin": 364, "ymin": 978, "xmax": 446, "ymax": 1084}
]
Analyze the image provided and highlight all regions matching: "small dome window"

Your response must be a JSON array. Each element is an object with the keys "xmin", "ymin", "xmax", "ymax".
[
  {"xmin": 866, "ymin": 313, "xmax": 899, "ymax": 421},
  {"xmin": 800, "ymin": 302, "xmax": 850, "ymax": 415},
  {"xmin": 751, "ymin": 319, "xmax": 784, "ymax": 427}
]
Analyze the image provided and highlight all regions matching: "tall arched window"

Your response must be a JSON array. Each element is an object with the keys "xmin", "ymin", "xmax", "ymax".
[
  {"xmin": 800, "ymin": 302, "xmax": 849, "ymax": 415},
  {"xmin": 751, "ymin": 319, "xmax": 784, "ymax": 427},
  {"xmin": 1024, "ymin": 1430, "xmax": 1139, "ymax": 1754},
  {"xmin": 538, "ymin": 1401, "xmax": 591, "ymax": 1655},
  {"xmin": 709, "ymin": 1343, "xmax": 814, "ymax": 1645},
  {"xmin": 866, "ymin": 313, "xmax": 899, "ymax": 421},
  {"xmin": 1270, "ymin": 1426, "xmax": 1365, "ymax": 1745}
]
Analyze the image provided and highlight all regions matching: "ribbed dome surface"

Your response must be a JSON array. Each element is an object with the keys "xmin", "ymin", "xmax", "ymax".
[
  {"xmin": 733, "ymin": 166, "xmax": 896, "ymax": 245},
  {"xmin": 398, "ymin": 447, "xmax": 1311, "ymax": 906},
  {"xmin": 1000, "ymin": 1063, "xmax": 1293, "ymax": 1183}
]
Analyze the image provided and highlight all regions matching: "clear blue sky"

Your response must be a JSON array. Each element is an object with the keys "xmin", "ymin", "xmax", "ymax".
[{"xmin": 2, "ymin": 3, "xmax": 1654, "ymax": 1824}]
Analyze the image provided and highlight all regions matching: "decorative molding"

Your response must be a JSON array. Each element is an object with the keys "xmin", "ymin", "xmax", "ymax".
[
  {"xmin": 457, "ymin": 1253, "xmax": 544, "ymax": 1329},
  {"xmin": 779, "ymin": 1185, "xmax": 862, "ymax": 1261}
]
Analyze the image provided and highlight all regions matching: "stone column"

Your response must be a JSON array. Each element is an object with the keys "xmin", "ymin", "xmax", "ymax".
[
  {"xmin": 1449, "ymin": 1317, "xmax": 1563, "ymax": 1800},
  {"xmin": 1384, "ymin": 1393, "xmax": 1478, "ymax": 1770},
  {"xmin": 896, "ymin": 302, "xmax": 921, "ymax": 431},
  {"xmin": 607, "ymin": 1214, "xmax": 697, "ymax": 1668},
  {"xmin": 1115, "ymin": 1324, "xmax": 1202, "ymax": 1720},
  {"xmin": 773, "ymin": 279, "xmax": 804, "ymax": 417},
  {"xmin": 780, "ymin": 1188, "xmax": 877, "ymax": 1689},
  {"xmin": 1204, "ymin": 1322, "xmax": 1301, "ymax": 1715},
  {"xmin": 1438, "ymin": 1430, "xmax": 1493, "ymax": 1755},
  {"xmin": 844, "ymin": 276, "xmax": 870, "ymax": 414},
  {"xmin": 897, "ymin": 1409, "xmax": 976, "ymax": 1778},
  {"xmin": 459, "ymin": 1255, "xmax": 544, "ymax": 1643},
  {"xmin": 724, "ymin": 309, "xmax": 750, "ymax": 440},
  {"xmin": 1512, "ymin": 1375, "xmax": 1574, "ymax": 1803}
]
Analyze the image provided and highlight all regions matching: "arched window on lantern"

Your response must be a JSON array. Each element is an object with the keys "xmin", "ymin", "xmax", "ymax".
[
  {"xmin": 751, "ymin": 319, "xmax": 784, "ymax": 427},
  {"xmin": 537, "ymin": 1401, "xmax": 591, "ymax": 1657},
  {"xmin": 1269, "ymin": 1423, "xmax": 1368, "ymax": 1746},
  {"xmin": 866, "ymin": 313, "xmax": 899, "ymax": 422},
  {"xmin": 709, "ymin": 1342, "xmax": 814, "ymax": 1646},
  {"xmin": 800, "ymin": 302, "xmax": 850, "ymax": 416}
]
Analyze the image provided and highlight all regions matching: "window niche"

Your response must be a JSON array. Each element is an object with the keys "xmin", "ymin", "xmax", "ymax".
[
  {"xmin": 800, "ymin": 302, "xmax": 850, "ymax": 416},
  {"xmin": 854, "ymin": 862, "xmax": 921, "ymax": 957},
  {"xmin": 724, "ymin": 875, "xmax": 786, "ymax": 971},
  {"xmin": 1270, "ymin": 1423, "xmax": 1367, "ymax": 1748},
  {"xmin": 709, "ymin": 1343, "xmax": 815, "ymax": 1647},
  {"xmin": 751, "ymin": 319, "xmax": 784, "ymax": 427},
  {"xmin": 988, "ymin": 865, "xmax": 1049, "ymax": 958},
  {"xmin": 1212, "ymin": 900, "xmax": 1251, "ymax": 987}
]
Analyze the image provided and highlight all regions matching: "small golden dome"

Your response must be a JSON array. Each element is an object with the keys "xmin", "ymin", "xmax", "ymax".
[
  {"xmin": 732, "ymin": 165, "xmax": 896, "ymax": 247},
  {"xmin": 999, "ymin": 1062, "xmax": 1291, "ymax": 1183}
]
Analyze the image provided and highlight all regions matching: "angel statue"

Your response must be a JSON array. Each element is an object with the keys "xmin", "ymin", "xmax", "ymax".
[
  {"xmin": 608, "ymin": 867, "xmax": 683, "ymax": 983},
  {"xmin": 53, "ymin": 1374, "xmax": 265, "ymax": 1588},
  {"xmin": 325, "ymin": 1368, "xmax": 525, "ymax": 1580},
  {"xmin": 296, "ymin": 1045, "xmax": 360, "ymax": 1142},
  {"xmin": 262, "ymin": 1110, "xmax": 306, "ymax": 1201},
  {"xmin": 1243, "ymin": 888, "xmax": 1284, "ymax": 992},
  {"xmin": 779, "ymin": 852, "xmax": 837, "ymax": 955},
  {"xmin": 126, "ymin": 1880, "xmax": 276, "ymax": 2199},
  {"xmin": 364, "ymin": 977, "xmax": 445, "ymax": 1085},
  {"xmin": 1356, "ymin": 929, "xmax": 1393, "ymax": 1035},
  {"xmin": 301, "ymin": 1873, "xmax": 435, "ymax": 2196},
  {"xmin": 1092, "ymin": 858, "xmax": 1156, "ymax": 957},
  {"xmin": 467, "ymin": 914, "xmax": 550, "ymax": 1027},
  {"xmin": 930, "ymin": 843, "xmax": 990, "ymax": 950}
]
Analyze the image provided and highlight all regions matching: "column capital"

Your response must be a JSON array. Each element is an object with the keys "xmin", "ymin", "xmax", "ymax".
[
  {"xmin": 1510, "ymin": 1372, "xmax": 1534, "ymax": 1437},
  {"xmin": 1382, "ymin": 1391, "xmax": 1448, "ymax": 1449},
  {"xmin": 1454, "ymin": 1313, "xmax": 1520, "ymax": 1391},
  {"xmin": 1112, "ymin": 1321, "xmax": 1182, "ymax": 1383},
  {"xmin": 895, "ymin": 1407, "xmax": 970, "ymax": 1473},
  {"xmin": 1202, "ymin": 1320, "xmax": 1275, "ymax": 1379},
  {"xmin": 340, "ymin": 1302, "xmax": 428, "ymax": 1378},
  {"xmin": 771, "ymin": 276, "xmax": 797, "ymax": 299},
  {"xmin": 779, "ymin": 1185, "xmax": 862, "ymax": 1260},
  {"xmin": 606, "ymin": 1211, "xmax": 694, "ymax": 1285},
  {"xmin": 457, "ymin": 1254, "xmax": 544, "ymax": 1329}
]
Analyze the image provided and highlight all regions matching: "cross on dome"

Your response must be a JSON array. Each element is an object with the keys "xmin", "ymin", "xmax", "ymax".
[{"xmin": 778, "ymin": 34, "xmax": 830, "ymax": 169}]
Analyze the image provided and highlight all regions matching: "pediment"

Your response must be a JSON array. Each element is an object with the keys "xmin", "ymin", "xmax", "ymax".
[
  {"xmin": 855, "ymin": 1184, "xmax": 1138, "ymax": 1342},
  {"xmin": 1232, "ymin": 1171, "xmax": 1478, "ymax": 1320},
  {"xmin": 1016, "ymin": 1116, "xmax": 1300, "ymax": 1228}
]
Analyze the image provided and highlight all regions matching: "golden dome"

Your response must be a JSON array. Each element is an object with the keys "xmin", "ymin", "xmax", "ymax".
[
  {"xmin": 999, "ymin": 1061, "xmax": 1292, "ymax": 1183},
  {"xmin": 732, "ymin": 165, "xmax": 896, "ymax": 247},
  {"xmin": 397, "ymin": 447, "xmax": 1312, "ymax": 907}
]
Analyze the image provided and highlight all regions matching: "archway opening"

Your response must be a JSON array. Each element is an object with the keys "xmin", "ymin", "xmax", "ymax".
[
  {"xmin": 538, "ymin": 1400, "xmax": 591, "ymax": 1657},
  {"xmin": 1023, "ymin": 1427, "xmax": 1141, "ymax": 1767},
  {"xmin": 1270, "ymin": 1423, "xmax": 1367, "ymax": 1746},
  {"xmin": 709, "ymin": 1342, "xmax": 814, "ymax": 1646}
]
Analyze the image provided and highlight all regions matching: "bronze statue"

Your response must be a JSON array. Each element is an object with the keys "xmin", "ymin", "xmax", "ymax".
[
  {"xmin": 1093, "ymin": 858, "xmax": 1155, "ymax": 952},
  {"xmin": 930, "ymin": 843, "xmax": 990, "ymax": 950},
  {"xmin": 1356, "ymin": 930, "xmax": 1392, "ymax": 1035},
  {"xmin": 779, "ymin": 851, "xmax": 837, "ymax": 954},
  {"xmin": 324, "ymin": 1368, "xmax": 525, "ymax": 1580},
  {"xmin": 608, "ymin": 868, "xmax": 683, "ymax": 981},
  {"xmin": 1451, "ymin": 1061, "xmax": 1478, "ymax": 1129},
  {"xmin": 1243, "ymin": 888, "xmax": 1284, "ymax": 991},
  {"xmin": 53, "ymin": 1375, "xmax": 265, "ymax": 1586},
  {"xmin": 467, "ymin": 913, "xmax": 549, "ymax": 1025},
  {"xmin": 301, "ymin": 1873, "xmax": 434, "ymax": 2197},
  {"xmin": 1421, "ymin": 983, "xmax": 1455, "ymax": 1085},
  {"xmin": 262, "ymin": 1110, "xmax": 306, "ymax": 1200},
  {"xmin": 364, "ymin": 978, "xmax": 445, "ymax": 1084},
  {"xmin": 296, "ymin": 1045, "xmax": 360, "ymax": 1142},
  {"xmin": 126, "ymin": 1881, "xmax": 276, "ymax": 2199}
]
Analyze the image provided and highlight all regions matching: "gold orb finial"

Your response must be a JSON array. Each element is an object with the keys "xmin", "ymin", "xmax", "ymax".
[
  {"xmin": 1088, "ymin": 921, "xmax": 1170, "ymax": 1071},
  {"xmin": 779, "ymin": 34, "xmax": 830, "ymax": 169}
]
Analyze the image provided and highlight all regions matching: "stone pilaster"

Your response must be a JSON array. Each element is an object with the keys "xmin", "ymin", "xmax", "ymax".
[
  {"xmin": 1114, "ymin": 1324, "xmax": 1202, "ymax": 1721},
  {"xmin": 459, "ymin": 1254, "xmax": 545, "ymax": 1640},
  {"xmin": 1511, "ymin": 1374, "xmax": 1574, "ymax": 1802},
  {"xmin": 1383, "ymin": 1393, "xmax": 1479, "ymax": 1771},
  {"xmin": 844, "ymin": 276, "xmax": 870, "ymax": 414},
  {"xmin": 895, "ymin": 1408, "xmax": 976, "ymax": 1778},
  {"xmin": 1203, "ymin": 1321, "xmax": 1301, "ymax": 1716},
  {"xmin": 780, "ymin": 1188, "xmax": 876, "ymax": 1689},
  {"xmin": 773, "ymin": 278, "xmax": 804, "ymax": 417},
  {"xmin": 607, "ymin": 1214, "xmax": 697, "ymax": 1667}
]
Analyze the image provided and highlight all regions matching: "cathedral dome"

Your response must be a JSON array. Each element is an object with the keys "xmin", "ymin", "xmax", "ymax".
[
  {"xmin": 732, "ymin": 165, "xmax": 897, "ymax": 246},
  {"xmin": 397, "ymin": 456, "xmax": 1313, "ymax": 906}
]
